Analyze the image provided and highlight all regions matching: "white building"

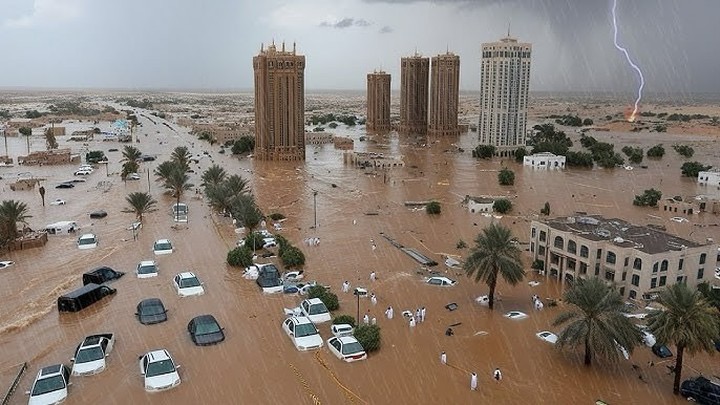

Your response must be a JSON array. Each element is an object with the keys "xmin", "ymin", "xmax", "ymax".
[
  {"xmin": 523, "ymin": 152, "xmax": 566, "ymax": 169},
  {"xmin": 463, "ymin": 196, "xmax": 495, "ymax": 213},
  {"xmin": 478, "ymin": 34, "xmax": 532, "ymax": 158},
  {"xmin": 698, "ymin": 169, "xmax": 720, "ymax": 188}
]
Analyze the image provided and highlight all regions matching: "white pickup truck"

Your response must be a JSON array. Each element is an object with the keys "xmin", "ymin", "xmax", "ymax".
[{"xmin": 71, "ymin": 333, "xmax": 115, "ymax": 376}]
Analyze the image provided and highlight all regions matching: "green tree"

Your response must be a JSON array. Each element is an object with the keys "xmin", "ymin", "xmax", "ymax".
[
  {"xmin": 122, "ymin": 145, "xmax": 142, "ymax": 163},
  {"xmin": 646, "ymin": 283, "xmax": 720, "ymax": 395},
  {"xmin": 205, "ymin": 174, "xmax": 250, "ymax": 215},
  {"xmin": 621, "ymin": 146, "xmax": 644, "ymax": 164},
  {"xmin": 231, "ymin": 136, "xmax": 256, "ymax": 155},
  {"xmin": 156, "ymin": 162, "xmax": 193, "ymax": 216},
  {"xmin": 498, "ymin": 168, "xmax": 515, "ymax": 186},
  {"xmin": 633, "ymin": 188, "xmax": 662, "ymax": 207},
  {"xmin": 308, "ymin": 285, "xmax": 339, "ymax": 311},
  {"xmin": 44, "ymin": 128, "xmax": 58, "ymax": 150},
  {"xmin": 426, "ymin": 201, "xmax": 441, "ymax": 215},
  {"xmin": 472, "ymin": 145, "xmax": 496, "ymax": 159},
  {"xmin": 231, "ymin": 195, "xmax": 263, "ymax": 236},
  {"xmin": 565, "ymin": 151, "xmax": 594, "ymax": 168},
  {"xmin": 170, "ymin": 146, "xmax": 192, "ymax": 172},
  {"xmin": 513, "ymin": 147, "xmax": 527, "ymax": 162},
  {"xmin": 281, "ymin": 245, "xmax": 306, "ymax": 268},
  {"xmin": 647, "ymin": 144, "xmax": 665, "ymax": 158},
  {"xmin": 672, "ymin": 144, "xmax": 694, "ymax": 158},
  {"xmin": 540, "ymin": 202, "xmax": 551, "ymax": 216},
  {"xmin": 463, "ymin": 223, "xmax": 524, "ymax": 310},
  {"xmin": 227, "ymin": 246, "xmax": 254, "ymax": 267},
  {"xmin": 354, "ymin": 324, "xmax": 381, "ymax": 353},
  {"xmin": 333, "ymin": 314, "xmax": 357, "ymax": 328},
  {"xmin": 121, "ymin": 160, "xmax": 140, "ymax": 181},
  {"xmin": 85, "ymin": 150, "xmax": 106, "ymax": 164},
  {"xmin": 243, "ymin": 232, "xmax": 266, "ymax": 251},
  {"xmin": 697, "ymin": 282, "xmax": 720, "ymax": 312},
  {"xmin": 0, "ymin": 200, "xmax": 31, "ymax": 247},
  {"xmin": 122, "ymin": 192, "xmax": 157, "ymax": 222},
  {"xmin": 582, "ymin": 118, "xmax": 594, "ymax": 126},
  {"xmin": 553, "ymin": 277, "xmax": 641, "ymax": 366},
  {"xmin": 681, "ymin": 161, "xmax": 712, "ymax": 177},
  {"xmin": 154, "ymin": 160, "xmax": 178, "ymax": 184},
  {"xmin": 493, "ymin": 198, "xmax": 512, "ymax": 214},
  {"xmin": 201, "ymin": 164, "xmax": 227, "ymax": 188},
  {"xmin": 19, "ymin": 127, "xmax": 32, "ymax": 154}
]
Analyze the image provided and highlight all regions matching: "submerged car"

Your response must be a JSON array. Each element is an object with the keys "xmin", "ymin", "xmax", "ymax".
[
  {"xmin": 136, "ymin": 298, "xmax": 168, "ymax": 325},
  {"xmin": 136, "ymin": 260, "xmax": 159, "ymax": 279},
  {"xmin": 0, "ymin": 260, "xmax": 14, "ymax": 270},
  {"xmin": 426, "ymin": 276, "xmax": 457, "ymax": 286},
  {"xmin": 327, "ymin": 336, "xmax": 367, "ymax": 362},
  {"xmin": 256, "ymin": 263, "xmax": 283, "ymax": 293},
  {"xmin": 26, "ymin": 364, "xmax": 71, "ymax": 405},
  {"xmin": 138, "ymin": 349, "xmax": 181, "ymax": 392},
  {"xmin": 536, "ymin": 331, "xmax": 558, "ymax": 344},
  {"xmin": 153, "ymin": 239, "xmax": 174, "ymax": 255},
  {"xmin": 82, "ymin": 266, "xmax": 125, "ymax": 285},
  {"xmin": 77, "ymin": 233, "xmax": 98, "ymax": 250},
  {"xmin": 173, "ymin": 272, "xmax": 205, "ymax": 297},
  {"xmin": 680, "ymin": 376, "xmax": 720, "ymax": 404},
  {"xmin": 55, "ymin": 182, "xmax": 74, "ymax": 189},
  {"xmin": 49, "ymin": 199, "xmax": 66, "ymax": 206},
  {"xmin": 504, "ymin": 311, "xmax": 528, "ymax": 320},
  {"xmin": 187, "ymin": 315, "xmax": 225, "ymax": 346},
  {"xmin": 282, "ymin": 316, "xmax": 323, "ymax": 351},
  {"xmin": 71, "ymin": 334, "xmax": 115, "ymax": 376},
  {"xmin": 652, "ymin": 344, "xmax": 673, "ymax": 358},
  {"xmin": 89, "ymin": 210, "xmax": 108, "ymax": 219}
]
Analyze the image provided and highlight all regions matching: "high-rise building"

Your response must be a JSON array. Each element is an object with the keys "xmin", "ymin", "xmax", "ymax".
[
  {"xmin": 399, "ymin": 53, "xmax": 429, "ymax": 134},
  {"xmin": 478, "ymin": 35, "xmax": 532, "ymax": 156},
  {"xmin": 429, "ymin": 52, "xmax": 460, "ymax": 136},
  {"xmin": 366, "ymin": 71, "xmax": 391, "ymax": 133},
  {"xmin": 253, "ymin": 42, "xmax": 305, "ymax": 161}
]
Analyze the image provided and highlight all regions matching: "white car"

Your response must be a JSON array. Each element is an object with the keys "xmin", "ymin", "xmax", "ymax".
[
  {"xmin": 504, "ymin": 311, "xmax": 528, "ymax": 320},
  {"xmin": 282, "ymin": 316, "xmax": 323, "ymax": 351},
  {"xmin": 77, "ymin": 233, "xmax": 98, "ymax": 250},
  {"xmin": 536, "ymin": 331, "xmax": 558, "ymax": 344},
  {"xmin": 49, "ymin": 199, "xmax": 66, "ymax": 206},
  {"xmin": 138, "ymin": 349, "xmax": 181, "ymax": 392},
  {"xmin": 282, "ymin": 270, "xmax": 304, "ymax": 282},
  {"xmin": 173, "ymin": 272, "xmax": 205, "ymax": 297},
  {"xmin": 74, "ymin": 169, "xmax": 93, "ymax": 176},
  {"xmin": 331, "ymin": 324, "xmax": 354, "ymax": 338},
  {"xmin": 0, "ymin": 260, "xmax": 14, "ymax": 270},
  {"xmin": 670, "ymin": 216, "xmax": 689, "ymax": 223},
  {"xmin": 299, "ymin": 298, "xmax": 331, "ymax": 324},
  {"xmin": 137, "ymin": 260, "xmax": 158, "ymax": 278},
  {"xmin": 153, "ymin": 239, "xmax": 173, "ymax": 255},
  {"xmin": 71, "ymin": 334, "xmax": 115, "ymax": 376},
  {"xmin": 127, "ymin": 173, "xmax": 141, "ymax": 181},
  {"xmin": 636, "ymin": 325, "xmax": 657, "ymax": 347},
  {"xmin": 426, "ymin": 276, "xmax": 457, "ymax": 286},
  {"xmin": 327, "ymin": 336, "xmax": 367, "ymax": 362},
  {"xmin": 26, "ymin": 364, "xmax": 71, "ymax": 405}
]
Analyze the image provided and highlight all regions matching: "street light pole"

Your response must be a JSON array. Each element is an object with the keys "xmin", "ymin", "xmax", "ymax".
[
  {"xmin": 313, "ymin": 190, "xmax": 318, "ymax": 229},
  {"xmin": 355, "ymin": 290, "xmax": 360, "ymax": 324}
]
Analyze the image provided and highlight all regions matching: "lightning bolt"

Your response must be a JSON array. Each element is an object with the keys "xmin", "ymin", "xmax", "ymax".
[{"xmin": 611, "ymin": 0, "xmax": 645, "ymax": 122}]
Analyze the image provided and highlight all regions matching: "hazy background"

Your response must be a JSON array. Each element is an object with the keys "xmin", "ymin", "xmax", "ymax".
[{"xmin": 1, "ymin": 0, "xmax": 718, "ymax": 94}]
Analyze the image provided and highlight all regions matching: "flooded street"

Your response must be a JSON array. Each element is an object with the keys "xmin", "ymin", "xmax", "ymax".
[{"xmin": 1, "ymin": 103, "xmax": 719, "ymax": 405}]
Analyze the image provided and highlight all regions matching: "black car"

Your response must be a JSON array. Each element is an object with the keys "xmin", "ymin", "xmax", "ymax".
[
  {"xmin": 89, "ymin": 210, "xmax": 108, "ymax": 219},
  {"xmin": 82, "ymin": 266, "xmax": 125, "ymax": 285},
  {"xmin": 56, "ymin": 183, "xmax": 75, "ymax": 189},
  {"xmin": 58, "ymin": 283, "xmax": 116, "ymax": 312},
  {"xmin": 680, "ymin": 376, "xmax": 720, "ymax": 404},
  {"xmin": 187, "ymin": 315, "xmax": 225, "ymax": 346},
  {"xmin": 135, "ymin": 298, "xmax": 168, "ymax": 325},
  {"xmin": 652, "ymin": 344, "xmax": 673, "ymax": 358},
  {"xmin": 140, "ymin": 155, "xmax": 155, "ymax": 162}
]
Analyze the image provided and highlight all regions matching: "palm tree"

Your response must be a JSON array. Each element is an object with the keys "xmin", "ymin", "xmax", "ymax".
[
  {"xmin": 122, "ymin": 145, "xmax": 142, "ymax": 163},
  {"xmin": 222, "ymin": 174, "xmax": 250, "ymax": 196},
  {"xmin": 154, "ymin": 160, "xmax": 178, "ymax": 184},
  {"xmin": 123, "ymin": 192, "xmax": 157, "ymax": 222},
  {"xmin": 231, "ymin": 195, "xmax": 263, "ymax": 236},
  {"xmin": 171, "ymin": 146, "xmax": 191, "ymax": 172},
  {"xmin": 553, "ymin": 277, "xmax": 641, "ymax": 366},
  {"xmin": 121, "ymin": 160, "xmax": 140, "ymax": 181},
  {"xmin": 0, "ymin": 200, "xmax": 31, "ymax": 245},
  {"xmin": 646, "ymin": 283, "xmax": 720, "ymax": 395},
  {"xmin": 201, "ymin": 164, "xmax": 227, "ymax": 188},
  {"xmin": 463, "ymin": 223, "xmax": 524, "ymax": 310},
  {"xmin": 164, "ymin": 167, "xmax": 193, "ymax": 219}
]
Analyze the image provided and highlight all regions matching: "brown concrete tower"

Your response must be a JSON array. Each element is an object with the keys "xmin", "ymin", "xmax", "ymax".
[
  {"xmin": 366, "ymin": 71, "xmax": 391, "ymax": 133},
  {"xmin": 399, "ymin": 53, "xmax": 429, "ymax": 134},
  {"xmin": 429, "ymin": 51, "xmax": 460, "ymax": 136},
  {"xmin": 253, "ymin": 41, "xmax": 306, "ymax": 161}
]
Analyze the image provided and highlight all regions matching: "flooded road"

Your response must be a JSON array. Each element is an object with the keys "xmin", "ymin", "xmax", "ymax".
[{"xmin": 1, "ymin": 104, "xmax": 719, "ymax": 404}]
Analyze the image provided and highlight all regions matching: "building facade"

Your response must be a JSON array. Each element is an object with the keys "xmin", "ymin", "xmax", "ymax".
[
  {"xmin": 462, "ymin": 196, "xmax": 495, "ymax": 213},
  {"xmin": 478, "ymin": 36, "xmax": 532, "ymax": 157},
  {"xmin": 366, "ymin": 71, "xmax": 391, "ymax": 133},
  {"xmin": 399, "ymin": 53, "xmax": 429, "ymax": 134},
  {"xmin": 698, "ymin": 169, "xmax": 720, "ymax": 188},
  {"xmin": 429, "ymin": 52, "xmax": 460, "ymax": 136},
  {"xmin": 530, "ymin": 215, "xmax": 718, "ymax": 301},
  {"xmin": 523, "ymin": 152, "xmax": 566, "ymax": 169},
  {"xmin": 253, "ymin": 42, "xmax": 306, "ymax": 161}
]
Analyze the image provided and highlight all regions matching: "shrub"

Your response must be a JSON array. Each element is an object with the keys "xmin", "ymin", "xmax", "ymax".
[
  {"xmin": 456, "ymin": 240, "xmax": 467, "ymax": 249},
  {"xmin": 582, "ymin": 118, "xmax": 594, "ymax": 126},
  {"xmin": 426, "ymin": 201, "xmax": 441, "ymax": 215},
  {"xmin": 231, "ymin": 136, "xmax": 255, "ymax": 155},
  {"xmin": 243, "ymin": 232, "xmax": 266, "ymax": 250},
  {"xmin": 308, "ymin": 285, "xmax": 340, "ymax": 311},
  {"xmin": 647, "ymin": 144, "xmax": 665, "ymax": 158},
  {"xmin": 565, "ymin": 151, "xmax": 594, "ymax": 168},
  {"xmin": 672, "ymin": 144, "xmax": 694, "ymax": 158},
  {"xmin": 472, "ymin": 145, "xmax": 495, "ymax": 159},
  {"xmin": 540, "ymin": 202, "xmax": 550, "ymax": 216},
  {"xmin": 268, "ymin": 213, "xmax": 285, "ymax": 221},
  {"xmin": 621, "ymin": 146, "xmax": 644, "ymax": 164},
  {"xmin": 281, "ymin": 245, "xmax": 306, "ymax": 268},
  {"xmin": 498, "ymin": 168, "xmax": 515, "ymax": 186},
  {"xmin": 493, "ymin": 198, "xmax": 512, "ymax": 214},
  {"xmin": 681, "ymin": 162, "xmax": 712, "ymax": 178},
  {"xmin": 227, "ymin": 246, "xmax": 253, "ymax": 267},
  {"xmin": 531, "ymin": 260, "xmax": 544, "ymax": 270},
  {"xmin": 333, "ymin": 314, "xmax": 357, "ymax": 328},
  {"xmin": 633, "ymin": 188, "xmax": 662, "ymax": 207},
  {"xmin": 354, "ymin": 324, "xmax": 381, "ymax": 353},
  {"xmin": 513, "ymin": 147, "xmax": 527, "ymax": 162}
]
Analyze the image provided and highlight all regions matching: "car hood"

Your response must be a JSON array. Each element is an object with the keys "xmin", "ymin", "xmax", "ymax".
[
  {"xmin": 295, "ymin": 334, "xmax": 323, "ymax": 351},
  {"xmin": 29, "ymin": 388, "xmax": 67, "ymax": 405},
  {"xmin": 72, "ymin": 358, "xmax": 106, "ymax": 375},
  {"xmin": 145, "ymin": 372, "xmax": 181, "ymax": 391},
  {"xmin": 137, "ymin": 272, "xmax": 158, "ymax": 279},
  {"xmin": 256, "ymin": 276, "xmax": 282, "ymax": 288},
  {"xmin": 194, "ymin": 331, "xmax": 225, "ymax": 346},
  {"xmin": 140, "ymin": 313, "xmax": 167, "ymax": 324}
]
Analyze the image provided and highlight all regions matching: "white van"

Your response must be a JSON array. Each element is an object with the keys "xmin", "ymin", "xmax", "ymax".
[
  {"xmin": 171, "ymin": 203, "xmax": 188, "ymax": 223},
  {"xmin": 45, "ymin": 221, "xmax": 79, "ymax": 235}
]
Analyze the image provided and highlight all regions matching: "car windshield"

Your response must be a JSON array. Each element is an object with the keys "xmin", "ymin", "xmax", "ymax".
[
  {"xmin": 143, "ymin": 303, "xmax": 165, "ymax": 316},
  {"xmin": 31, "ymin": 375, "xmax": 65, "ymax": 396},
  {"xmin": 195, "ymin": 319, "xmax": 221, "ymax": 335},
  {"xmin": 180, "ymin": 277, "xmax": 200, "ymax": 288},
  {"xmin": 341, "ymin": 341, "xmax": 364, "ymax": 355},
  {"xmin": 294, "ymin": 323, "xmax": 318, "ymax": 338},
  {"xmin": 155, "ymin": 242, "xmax": 171, "ymax": 251},
  {"xmin": 308, "ymin": 303, "xmax": 328, "ymax": 315},
  {"xmin": 138, "ymin": 265, "xmax": 156, "ymax": 274},
  {"xmin": 78, "ymin": 237, "xmax": 95, "ymax": 245},
  {"xmin": 146, "ymin": 359, "xmax": 175, "ymax": 377},
  {"xmin": 76, "ymin": 347, "xmax": 104, "ymax": 363},
  {"xmin": 173, "ymin": 206, "xmax": 187, "ymax": 214}
]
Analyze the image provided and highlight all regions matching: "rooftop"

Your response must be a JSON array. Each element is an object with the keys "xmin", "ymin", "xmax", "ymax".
[{"xmin": 540, "ymin": 215, "xmax": 706, "ymax": 255}]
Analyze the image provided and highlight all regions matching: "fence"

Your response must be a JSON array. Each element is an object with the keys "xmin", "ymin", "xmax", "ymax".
[{"xmin": 1, "ymin": 362, "xmax": 27, "ymax": 405}]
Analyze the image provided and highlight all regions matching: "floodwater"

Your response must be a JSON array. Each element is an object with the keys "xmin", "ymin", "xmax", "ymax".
[{"xmin": 1, "ymin": 105, "xmax": 719, "ymax": 405}]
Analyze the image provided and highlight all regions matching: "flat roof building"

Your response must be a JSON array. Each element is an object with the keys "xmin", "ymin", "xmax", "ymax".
[
  {"xmin": 429, "ymin": 52, "xmax": 460, "ymax": 136},
  {"xmin": 366, "ymin": 71, "xmax": 391, "ymax": 134},
  {"xmin": 399, "ymin": 53, "xmax": 429, "ymax": 134}
]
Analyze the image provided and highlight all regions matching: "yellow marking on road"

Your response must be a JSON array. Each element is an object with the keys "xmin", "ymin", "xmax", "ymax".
[
  {"xmin": 314, "ymin": 352, "xmax": 367, "ymax": 404},
  {"xmin": 288, "ymin": 362, "xmax": 322, "ymax": 405}
]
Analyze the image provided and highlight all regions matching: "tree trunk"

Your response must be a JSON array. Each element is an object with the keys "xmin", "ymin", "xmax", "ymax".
[
  {"xmin": 673, "ymin": 344, "xmax": 685, "ymax": 395},
  {"xmin": 584, "ymin": 337, "xmax": 592, "ymax": 366},
  {"xmin": 176, "ymin": 194, "xmax": 180, "ymax": 222},
  {"xmin": 488, "ymin": 278, "xmax": 497, "ymax": 310}
]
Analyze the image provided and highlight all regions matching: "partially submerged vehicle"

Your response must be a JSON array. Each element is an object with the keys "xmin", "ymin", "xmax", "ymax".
[{"xmin": 71, "ymin": 334, "xmax": 115, "ymax": 376}]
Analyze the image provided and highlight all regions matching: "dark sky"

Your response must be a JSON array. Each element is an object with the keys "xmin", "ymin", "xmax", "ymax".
[{"xmin": 1, "ymin": 0, "xmax": 718, "ymax": 93}]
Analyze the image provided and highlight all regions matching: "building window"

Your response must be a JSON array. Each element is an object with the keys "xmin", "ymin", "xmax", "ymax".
[
  {"xmin": 700, "ymin": 253, "xmax": 707, "ymax": 265},
  {"xmin": 622, "ymin": 272, "xmax": 627, "ymax": 281},
  {"xmin": 651, "ymin": 278, "xmax": 657, "ymax": 289},
  {"xmin": 567, "ymin": 240, "xmax": 577, "ymax": 254},
  {"xmin": 606, "ymin": 251, "xmax": 616, "ymax": 265},
  {"xmin": 596, "ymin": 249, "xmax": 602, "ymax": 259},
  {"xmin": 653, "ymin": 262, "xmax": 659, "ymax": 273},
  {"xmin": 554, "ymin": 236, "xmax": 564, "ymax": 249},
  {"xmin": 629, "ymin": 290, "xmax": 637, "ymax": 299},
  {"xmin": 595, "ymin": 263, "xmax": 600, "ymax": 276},
  {"xmin": 676, "ymin": 275, "xmax": 685, "ymax": 284},
  {"xmin": 660, "ymin": 260, "xmax": 668, "ymax": 272},
  {"xmin": 530, "ymin": 242, "xmax": 535, "ymax": 253},
  {"xmin": 633, "ymin": 258, "xmax": 642, "ymax": 270},
  {"xmin": 567, "ymin": 258, "xmax": 576, "ymax": 271},
  {"xmin": 539, "ymin": 231, "xmax": 546, "ymax": 242},
  {"xmin": 659, "ymin": 276, "xmax": 666, "ymax": 287},
  {"xmin": 605, "ymin": 270, "xmax": 615, "ymax": 282},
  {"xmin": 631, "ymin": 274, "xmax": 640, "ymax": 287},
  {"xmin": 531, "ymin": 228, "xmax": 536, "ymax": 238},
  {"xmin": 579, "ymin": 262, "xmax": 588, "ymax": 275},
  {"xmin": 580, "ymin": 246, "xmax": 589, "ymax": 258},
  {"xmin": 619, "ymin": 287, "xmax": 625, "ymax": 297},
  {"xmin": 624, "ymin": 257, "xmax": 629, "ymax": 267},
  {"xmin": 538, "ymin": 246, "xmax": 545, "ymax": 256},
  {"xmin": 697, "ymin": 268, "xmax": 704, "ymax": 279},
  {"xmin": 678, "ymin": 258, "xmax": 684, "ymax": 271}
]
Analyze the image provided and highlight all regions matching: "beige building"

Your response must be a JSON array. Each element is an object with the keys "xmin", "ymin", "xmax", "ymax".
[
  {"xmin": 429, "ymin": 52, "xmax": 460, "ymax": 136},
  {"xmin": 399, "ymin": 53, "xmax": 429, "ymax": 134},
  {"xmin": 366, "ymin": 71, "xmax": 391, "ymax": 133},
  {"xmin": 479, "ymin": 35, "xmax": 532, "ymax": 157},
  {"xmin": 530, "ymin": 215, "xmax": 718, "ymax": 300},
  {"xmin": 253, "ymin": 42, "xmax": 305, "ymax": 161}
]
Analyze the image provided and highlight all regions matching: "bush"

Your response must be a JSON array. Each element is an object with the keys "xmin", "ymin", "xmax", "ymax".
[
  {"xmin": 513, "ymin": 147, "xmax": 527, "ymax": 162},
  {"xmin": 333, "ymin": 314, "xmax": 357, "ymax": 328},
  {"xmin": 456, "ymin": 240, "xmax": 467, "ymax": 249},
  {"xmin": 493, "ymin": 198, "xmax": 512, "ymax": 214},
  {"xmin": 243, "ymin": 232, "xmax": 266, "ymax": 250},
  {"xmin": 582, "ymin": 118, "xmax": 594, "ymax": 126},
  {"xmin": 354, "ymin": 324, "xmax": 381, "ymax": 353},
  {"xmin": 308, "ymin": 285, "xmax": 340, "ymax": 311},
  {"xmin": 565, "ymin": 151, "xmax": 594, "ymax": 168},
  {"xmin": 498, "ymin": 168, "xmax": 515, "ymax": 186},
  {"xmin": 472, "ymin": 145, "xmax": 496, "ymax": 159},
  {"xmin": 540, "ymin": 202, "xmax": 550, "ymax": 216},
  {"xmin": 531, "ymin": 260, "xmax": 544, "ymax": 270},
  {"xmin": 227, "ymin": 246, "xmax": 253, "ymax": 267},
  {"xmin": 426, "ymin": 201, "xmax": 441, "ymax": 215},
  {"xmin": 681, "ymin": 162, "xmax": 712, "ymax": 178},
  {"xmin": 86, "ymin": 150, "xmax": 106, "ymax": 164},
  {"xmin": 281, "ymin": 245, "xmax": 306, "ymax": 268},
  {"xmin": 231, "ymin": 136, "xmax": 255, "ymax": 155},
  {"xmin": 672, "ymin": 144, "xmax": 694, "ymax": 158},
  {"xmin": 647, "ymin": 144, "xmax": 665, "ymax": 158},
  {"xmin": 633, "ymin": 188, "xmax": 662, "ymax": 207},
  {"xmin": 621, "ymin": 146, "xmax": 644, "ymax": 164},
  {"xmin": 268, "ymin": 213, "xmax": 285, "ymax": 221}
]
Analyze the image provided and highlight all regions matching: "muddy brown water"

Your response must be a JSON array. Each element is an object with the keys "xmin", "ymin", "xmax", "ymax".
[{"xmin": 1, "ymin": 108, "xmax": 719, "ymax": 405}]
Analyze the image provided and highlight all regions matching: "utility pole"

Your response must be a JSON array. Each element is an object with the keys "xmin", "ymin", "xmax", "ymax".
[{"xmin": 312, "ymin": 190, "xmax": 318, "ymax": 229}]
